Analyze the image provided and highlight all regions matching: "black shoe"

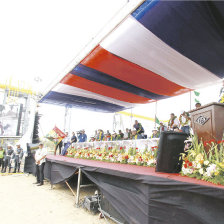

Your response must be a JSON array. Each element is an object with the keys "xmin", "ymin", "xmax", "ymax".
[
  {"xmin": 33, "ymin": 182, "xmax": 40, "ymax": 184},
  {"xmin": 13, "ymin": 170, "xmax": 16, "ymax": 173},
  {"xmin": 37, "ymin": 183, "xmax": 43, "ymax": 186}
]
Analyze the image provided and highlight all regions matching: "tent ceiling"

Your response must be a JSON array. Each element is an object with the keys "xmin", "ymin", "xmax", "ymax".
[{"xmin": 40, "ymin": 0, "xmax": 224, "ymax": 112}]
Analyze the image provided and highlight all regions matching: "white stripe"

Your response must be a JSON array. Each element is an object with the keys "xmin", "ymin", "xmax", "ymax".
[
  {"xmin": 52, "ymin": 83, "xmax": 135, "ymax": 108},
  {"xmin": 100, "ymin": 16, "xmax": 220, "ymax": 89}
]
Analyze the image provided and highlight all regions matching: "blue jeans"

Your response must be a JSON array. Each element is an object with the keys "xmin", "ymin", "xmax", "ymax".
[{"xmin": 181, "ymin": 126, "xmax": 190, "ymax": 135}]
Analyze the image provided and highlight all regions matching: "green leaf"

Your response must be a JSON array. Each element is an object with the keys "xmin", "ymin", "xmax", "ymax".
[
  {"xmin": 194, "ymin": 91, "xmax": 200, "ymax": 96},
  {"xmin": 194, "ymin": 98, "xmax": 200, "ymax": 103}
]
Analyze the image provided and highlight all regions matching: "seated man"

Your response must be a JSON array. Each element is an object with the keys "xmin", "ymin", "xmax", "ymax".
[
  {"xmin": 117, "ymin": 130, "xmax": 124, "ymax": 140},
  {"xmin": 151, "ymin": 129, "xmax": 160, "ymax": 138},
  {"xmin": 111, "ymin": 132, "xmax": 117, "ymax": 141},
  {"xmin": 131, "ymin": 130, "xmax": 142, "ymax": 140}
]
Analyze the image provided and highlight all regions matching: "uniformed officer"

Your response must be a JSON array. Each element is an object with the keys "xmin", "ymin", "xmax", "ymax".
[
  {"xmin": 0, "ymin": 146, "xmax": 5, "ymax": 172},
  {"xmin": 13, "ymin": 144, "xmax": 23, "ymax": 173},
  {"xmin": 3, "ymin": 145, "xmax": 14, "ymax": 173}
]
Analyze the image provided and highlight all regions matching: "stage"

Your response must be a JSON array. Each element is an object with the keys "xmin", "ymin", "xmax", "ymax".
[{"xmin": 45, "ymin": 155, "xmax": 224, "ymax": 224}]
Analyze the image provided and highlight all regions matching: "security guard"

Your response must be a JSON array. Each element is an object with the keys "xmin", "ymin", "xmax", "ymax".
[
  {"xmin": 0, "ymin": 146, "xmax": 5, "ymax": 172},
  {"xmin": 3, "ymin": 145, "xmax": 14, "ymax": 173},
  {"xmin": 13, "ymin": 144, "xmax": 23, "ymax": 173}
]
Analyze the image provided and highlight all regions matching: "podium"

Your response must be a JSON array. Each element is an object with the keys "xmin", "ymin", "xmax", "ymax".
[{"xmin": 189, "ymin": 103, "xmax": 224, "ymax": 148}]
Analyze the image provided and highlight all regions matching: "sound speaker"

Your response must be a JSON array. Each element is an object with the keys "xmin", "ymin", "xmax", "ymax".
[{"xmin": 156, "ymin": 131, "xmax": 188, "ymax": 173}]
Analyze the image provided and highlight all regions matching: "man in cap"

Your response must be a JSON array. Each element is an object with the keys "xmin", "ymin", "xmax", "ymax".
[
  {"xmin": 34, "ymin": 143, "xmax": 47, "ymax": 186},
  {"xmin": 78, "ymin": 130, "xmax": 87, "ymax": 142},
  {"xmin": 13, "ymin": 144, "xmax": 23, "ymax": 173},
  {"xmin": 3, "ymin": 145, "xmax": 14, "ymax": 173}
]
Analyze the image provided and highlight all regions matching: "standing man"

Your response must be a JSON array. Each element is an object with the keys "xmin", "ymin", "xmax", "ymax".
[
  {"xmin": 168, "ymin": 113, "xmax": 179, "ymax": 130},
  {"xmin": 133, "ymin": 120, "xmax": 144, "ymax": 135},
  {"xmin": 78, "ymin": 130, "xmax": 87, "ymax": 142},
  {"xmin": 195, "ymin": 102, "xmax": 201, "ymax": 109},
  {"xmin": 0, "ymin": 146, "xmax": 5, "ymax": 172},
  {"xmin": 71, "ymin": 132, "xmax": 77, "ymax": 144},
  {"xmin": 13, "ymin": 144, "xmax": 23, "ymax": 173},
  {"xmin": 34, "ymin": 143, "xmax": 47, "ymax": 186},
  {"xmin": 3, "ymin": 145, "xmax": 14, "ymax": 173},
  {"xmin": 63, "ymin": 132, "xmax": 70, "ymax": 148}
]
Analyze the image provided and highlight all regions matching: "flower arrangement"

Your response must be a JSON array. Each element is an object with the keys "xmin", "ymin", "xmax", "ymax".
[
  {"xmin": 66, "ymin": 145, "xmax": 158, "ymax": 168},
  {"xmin": 181, "ymin": 136, "xmax": 224, "ymax": 185}
]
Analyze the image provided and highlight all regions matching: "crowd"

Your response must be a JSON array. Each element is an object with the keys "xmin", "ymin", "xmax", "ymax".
[{"xmin": 0, "ymin": 144, "xmax": 23, "ymax": 173}]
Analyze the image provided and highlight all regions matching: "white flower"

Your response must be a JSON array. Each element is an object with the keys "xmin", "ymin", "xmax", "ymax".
[
  {"xmin": 205, "ymin": 163, "xmax": 217, "ymax": 178},
  {"xmin": 199, "ymin": 168, "xmax": 204, "ymax": 175},
  {"xmin": 147, "ymin": 159, "xmax": 155, "ymax": 166},
  {"xmin": 192, "ymin": 161, "xmax": 197, "ymax": 168},
  {"xmin": 204, "ymin": 160, "xmax": 209, "ymax": 166},
  {"xmin": 196, "ymin": 163, "xmax": 201, "ymax": 169},
  {"xmin": 188, "ymin": 168, "xmax": 193, "ymax": 174}
]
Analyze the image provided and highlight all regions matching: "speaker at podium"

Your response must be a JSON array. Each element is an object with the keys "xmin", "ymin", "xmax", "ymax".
[{"xmin": 156, "ymin": 131, "xmax": 188, "ymax": 173}]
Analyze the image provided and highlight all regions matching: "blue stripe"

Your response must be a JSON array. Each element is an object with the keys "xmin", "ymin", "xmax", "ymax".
[
  {"xmin": 132, "ymin": 0, "xmax": 159, "ymax": 20},
  {"xmin": 70, "ymin": 64, "xmax": 168, "ymax": 100},
  {"xmin": 132, "ymin": 1, "xmax": 224, "ymax": 79},
  {"xmin": 39, "ymin": 91, "xmax": 127, "ymax": 113}
]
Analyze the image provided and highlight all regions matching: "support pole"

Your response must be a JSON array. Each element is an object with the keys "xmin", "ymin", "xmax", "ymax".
[
  {"xmin": 190, "ymin": 91, "xmax": 192, "ymax": 110},
  {"xmin": 130, "ymin": 108, "xmax": 133, "ymax": 129},
  {"xmin": 76, "ymin": 168, "xmax": 81, "ymax": 207},
  {"xmin": 154, "ymin": 101, "xmax": 158, "ymax": 128},
  {"xmin": 65, "ymin": 181, "xmax": 76, "ymax": 197}
]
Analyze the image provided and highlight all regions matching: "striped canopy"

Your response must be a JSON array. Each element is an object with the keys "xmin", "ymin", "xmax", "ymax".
[{"xmin": 40, "ymin": 1, "xmax": 224, "ymax": 112}]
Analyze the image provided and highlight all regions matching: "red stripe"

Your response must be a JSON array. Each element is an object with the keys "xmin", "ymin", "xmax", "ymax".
[
  {"xmin": 81, "ymin": 45, "xmax": 191, "ymax": 96},
  {"xmin": 60, "ymin": 73, "xmax": 154, "ymax": 104}
]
